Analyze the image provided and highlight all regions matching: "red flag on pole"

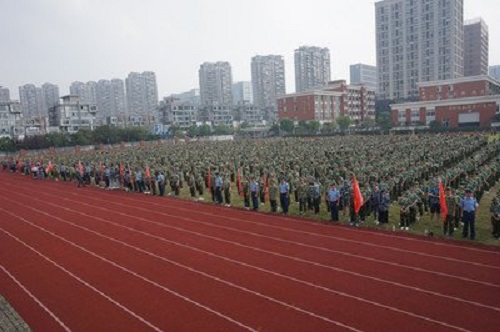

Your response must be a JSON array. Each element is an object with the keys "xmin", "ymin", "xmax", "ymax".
[
  {"xmin": 119, "ymin": 163, "xmax": 124, "ymax": 185},
  {"xmin": 99, "ymin": 162, "xmax": 104, "ymax": 182},
  {"xmin": 78, "ymin": 161, "xmax": 84, "ymax": 176},
  {"xmin": 45, "ymin": 161, "xmax": 53, "ymax": 174},
  {"xmin": 439, "ymin": 180, "xmax": 448, "ymax": 222},
  {"xmin": 237, "ymin": 168, "xmax": 243, "ymax": 196},
  {"xmin": 352, "ymin": 175, "xmax": 364, "ymax": 214},
  {"xmin": 128, "ymin": 164, "xmax": 134, "ymax": 184},
  {"xmin": 264, "ymin": 173, "xmax": 269, "ymax": 202}
]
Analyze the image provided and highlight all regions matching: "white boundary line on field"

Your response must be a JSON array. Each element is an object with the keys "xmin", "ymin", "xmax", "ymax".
[
  {"xmin": 0, "ymin": 197, "xmax": 475, "ymax": 332},
  {"xmin": 0, "ymin": 225, "xmax": 164, "ymax": 332},
  {"xmin": 2, "ymin": 193, "xmax": 499, "ymax": 316},
  {"xmin": 0, "ymin": 208, "xmax": 358, "ymax": 332},
  {"xmin": 0, "ymin": 264, "xmax": 71, "ymax": 332},
  {"xmin": 11, "ymin": 186, "xmax": 499, "ymax": 289}
]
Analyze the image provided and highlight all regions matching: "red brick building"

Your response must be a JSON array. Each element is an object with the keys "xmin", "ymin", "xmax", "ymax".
[
  {"xmin": 392, "ymin": 76, "xmax": 500, "ymax": 128},
  {"xmin": 277, "ymin": 80, "xmax": 375, "ymax": 123}
]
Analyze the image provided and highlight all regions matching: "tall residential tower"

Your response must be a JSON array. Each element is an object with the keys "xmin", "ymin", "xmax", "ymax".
[
  {"xmin": 375, "ymin": 0, "xmax": 464, "ymax": 100},
  {"xmin": 294, "ymin": 46, "xmax": 331, "ymax": 93}
]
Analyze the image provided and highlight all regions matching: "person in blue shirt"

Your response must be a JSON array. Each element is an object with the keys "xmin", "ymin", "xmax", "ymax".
[
  {"xmin": 327, "ymin": 183, "xmax": 340, "ymax": 222},
  {"xmin": 461, "ymin": 189, "xmax": 479, "ymax": 240},
  {"xmin": 250, "ymin": 177, "xmax": 259, "ymax": 211},
  {"xmin": 157, "ymin": 171, "xmax": 166, "ymax": 197},
  {"xmin": 214, "ymin": 172, "xmax": 223, "ymax": 204},
  {"xmin": 279, "ymin": 177, "xmax": 290, "ymax": 215}
]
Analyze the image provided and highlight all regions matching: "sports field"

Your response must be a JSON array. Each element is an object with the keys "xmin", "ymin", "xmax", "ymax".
[{"xmin": 0, "ymin": 172, "xmax": 499, "ymax": 331}]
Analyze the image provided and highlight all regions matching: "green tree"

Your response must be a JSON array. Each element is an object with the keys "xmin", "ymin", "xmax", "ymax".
[
  {"xmin": 0, "ymin": 137, "xmax": 17, "ymax": 152},
  {"xmin": 280, "ymin": 119, "xmax": 295, "ymax": 133},
  {"xmin": 429, "ymin": 120, "xmax": 442, "ymax": 130},
  {"xmin": 214, "ymin": 124, "xmax": 231, "ymax": 135},
  {"xmin": 336, "ymin": 116, "xmax": 351, "ymax": 131},
  {"xmin": 71, "ymin": 130, "xmax": 92, "ymax": 146},
  {"xmin": 239, "ymin": 122, "xmax": 250, "ymax": 129},
  {"xmin": 187, "ymin": 124, "xmax": 198, "ymax": 137},
  {"xmin": 198, "ymin": 124, "xmax": 212, "ymax": 136},
  {"xmin": 307, "ymin": 121, "xmax": 320, "ymax": 134},
  {"xmin": 321, "ymin": 122, "xmax": 337, "ymax": 134},
  {"xmin": 270, "ymin": 123, "xmax": 280, "ymax": 135},
  {"xmin": 46, "ymin": 132, "xmax": 70, "ymax": 147},
  {"xmin": 376, "ymin": 112, "xmax": 393, "ymax": 130}
]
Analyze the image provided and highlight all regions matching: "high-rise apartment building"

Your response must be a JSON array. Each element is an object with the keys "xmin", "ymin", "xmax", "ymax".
[
  {"xmin": 0, "ymin": 86, "xmax": 10, "ymax": 102},
  {"xmin": 375, "ymin": 0, "xmax": 464, "ymax": 100},
  {"xmin": 232, "ymin": 81, "xmax": 253, "ymax": 105},
  {"xmin": 19, "ymin": 83, "xmax": 59, "ymax": 118},
  {"xmin": 70, "ymin": 81, "xmax": 98, "ymax": 105},
  {"xmin": 199, "ymin": 62, "xmax": 233, "ymax": 106},
  {"xmin": 489, "ymin": 65, "xmax": 500, "ymax": 81},
  {"xmin": 350, "ymin": 64, "xmax": 378, "ymax": 93},
  {"xmin": 19, "ymin": 84, "xmax": 44, "ymax": 117},
  {"xmin": 41, "ymin": 83, "xmax": 60, "ymax": 110},
  {"xmin": 251, "ymin": 55, "xmax": 286, "ymax": 114},
  {"xmin": 125, "ymin": 71, "xmax": 159, "ymax": 120},
  {"xmin": 294, "ymin": 46, "xmax": 331, "ymax": 93},
  {"xmin": 464, "ymin": 18, "xmax": 489, "ymax": 77}
]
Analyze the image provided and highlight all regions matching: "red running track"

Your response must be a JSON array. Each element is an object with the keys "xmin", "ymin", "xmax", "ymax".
[{"xmin": 0, "ymin": 172, "xmax": 499, "ymax": 331}]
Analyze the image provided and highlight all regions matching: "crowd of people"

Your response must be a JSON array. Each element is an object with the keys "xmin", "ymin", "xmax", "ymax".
[{"xmin": 2, "ymin": 133, "xmax": 500, "ymax": 241}]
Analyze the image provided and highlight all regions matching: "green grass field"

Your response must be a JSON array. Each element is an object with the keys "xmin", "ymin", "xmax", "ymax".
[{"xmin": 167, "ymin": 182, "xmax": 499, "ymax": 247}]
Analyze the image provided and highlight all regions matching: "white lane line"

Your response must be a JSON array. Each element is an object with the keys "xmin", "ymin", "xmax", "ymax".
[
  {"xmin": 0, "ymin": 208, "xmax": 355, "ymax": 332},
  {"xmin": 19, "ymin": 180, "xmax": 500, "ymax": 270},
  {"xmin": 43, "ymin": 178, "xmax": 499, "ymax": 257},
  {"xmin": 1, "ymin": 196, "xmax": 476, "ymax": 332},
  {"xmin": 16, "ymin": 188, "xmax": 498, "ymax": 289},
  {"xmin": 0, "ymin": 226, "xmax": 163, "ymax": 332},
  {"xmin": 0, "ymin": 264, "xmax": 72, "ymax": 332},
  {"xmin": 2, "ymin": 195, "xmax": 500, "ymax": 329}
]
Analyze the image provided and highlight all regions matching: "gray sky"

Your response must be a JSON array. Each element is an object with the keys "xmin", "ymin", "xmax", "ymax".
[{"xmin": 1, "ymin": 0, "xmax": 499, "ymax": 99}]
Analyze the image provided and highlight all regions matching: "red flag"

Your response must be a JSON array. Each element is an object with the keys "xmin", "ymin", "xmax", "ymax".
[
  {"xmin": 352, "ymin": 175, "xmax": 364, "ymax": 214},
  {"xmin": 264, "ymin": 173, "xmax": 269, "ymax": 202},
  {"xmin": 128, "ymin": 164, "xmax": 134, "ymax": 184},
  {"xmin": 99, "ymin": 162, "xmax": 104, "ymax": 182},
  {"xmin": 45, "ymin": 161, "xmax": 53, "ymax": 174},
  {"xmin": 119, "ymin": 163, "xmax": 124, "ymax": 185},
  {"xmin": 237, "ymin": 168, "xmax": 243, "ymax": 196},
  {"xmin": 439, "ymin": 180, "xmax": 448, "ymax": 221},
  {"xmin": 78, "ymin": 161, "xmax": 84, "ymax": 176},
  {"xmin": 207, "ymin": 168, "xmax": 211, "ymax": 190}
]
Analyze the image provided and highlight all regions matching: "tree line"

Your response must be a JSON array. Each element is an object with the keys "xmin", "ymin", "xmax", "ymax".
[{"xmin": 0, "ymin": 126, "xmax": 158, "ymax": 152}]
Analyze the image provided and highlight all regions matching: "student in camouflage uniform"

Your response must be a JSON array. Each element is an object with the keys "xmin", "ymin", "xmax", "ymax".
[
  {"xmin": 298, "ymin": 178, "xmax": 308, "ymax": 215},
  {"xmin": 490, "ymin": 196, "xmax": 500, "ymax": 239},
  {"xmin": 243, "ymin": 176, "xmax": 251, "ymax": 210},
  {"xmin": 378, "ymin": 190, "xmax": 391, "ymax": 225},
  {"xmin": 444, "ymin": 187, "xmax": 460, "ymax": 237},
  {"xmin": 268, "ymin": 177, "xmax": 278, "ymax": 213},
  {"xmin": 399, "ymin": 195, "xmax": 411, "ymax": 230},
  {"xmin": 188, "ymin": 172, "xmax": 197, "ymax": 198},
  {"xmin": 223, "ymin": 175, "xmax": 231, "ymax": 206}
]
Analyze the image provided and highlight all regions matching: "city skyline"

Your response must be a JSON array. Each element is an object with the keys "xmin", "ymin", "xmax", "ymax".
[{"xmin": 1, "ymin": 0, "xmax": 499, "ymax": 100}]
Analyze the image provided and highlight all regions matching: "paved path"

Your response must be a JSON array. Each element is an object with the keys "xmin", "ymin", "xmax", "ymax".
[{"xmin": 0, "ymin": 295, "xmax": 30, "ymax": 332}]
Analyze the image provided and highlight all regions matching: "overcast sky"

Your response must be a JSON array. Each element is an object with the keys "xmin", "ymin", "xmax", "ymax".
[{"xmin": 1, "ymin": 0, "xmax": 499, "ymax": 99}]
